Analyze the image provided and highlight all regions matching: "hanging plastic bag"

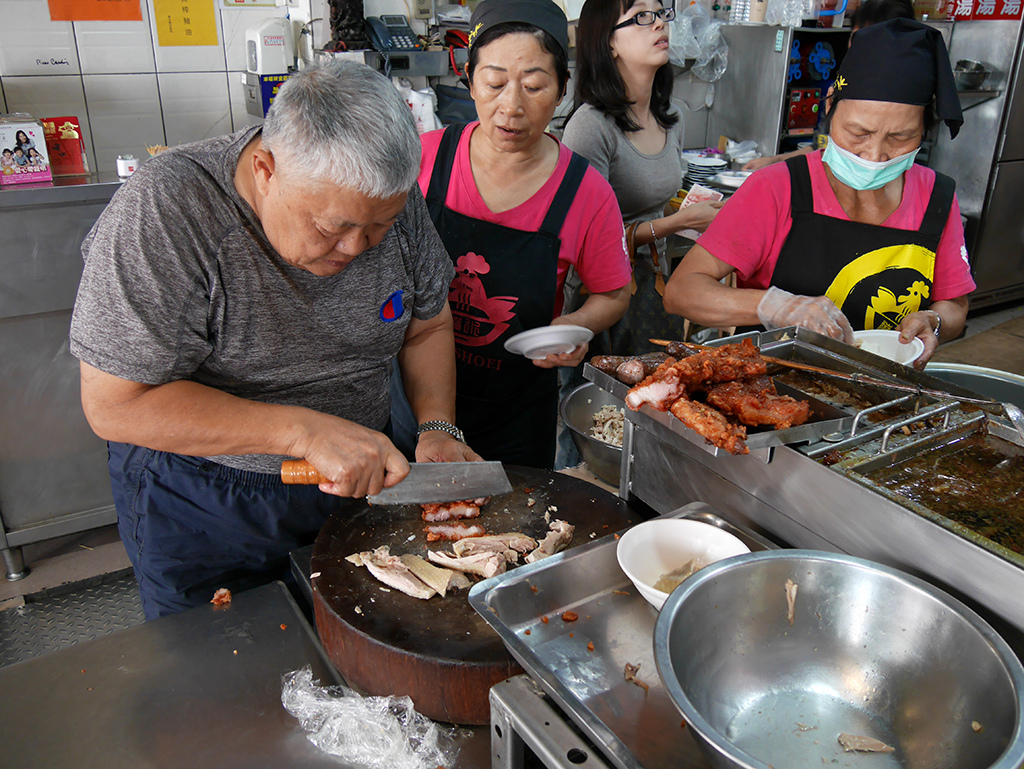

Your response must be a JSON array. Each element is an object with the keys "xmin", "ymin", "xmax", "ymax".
[
  {"xmin": 394, "ymin": 79, "xmax": 442, "ymax": 134},
  {"xmin": 669, "ymin": 1, "xmax": 707, "ymax": 65},
  {"xmin": 691, "ymin": 18, "xmax": 728, "ymax": 83}
]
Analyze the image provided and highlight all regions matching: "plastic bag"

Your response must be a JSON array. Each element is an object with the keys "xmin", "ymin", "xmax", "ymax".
[
  {"xmin": 281, "ymin": 666, "xmax": 460, "ymax": 769},
  {"xmin": 691, "ymin": 19, "xmax": 728, "ymax": 83},
  {"xmin": 669, "ymin": 1, "xmax": 707, "ymax": 64},
  {"xmin": 394, "ymin": 79, "xmax": 442, "ymax": 134}
]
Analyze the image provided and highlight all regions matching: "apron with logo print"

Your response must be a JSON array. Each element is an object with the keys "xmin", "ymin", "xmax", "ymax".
[{"xmin": 425, "ymin": 124, "xmax": 588, "ymax": 468}]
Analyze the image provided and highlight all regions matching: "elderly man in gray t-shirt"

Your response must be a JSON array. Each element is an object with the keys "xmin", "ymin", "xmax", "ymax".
[{"xmin": 70, "ymin": 62, "xmax": 477, "ymax": 619}]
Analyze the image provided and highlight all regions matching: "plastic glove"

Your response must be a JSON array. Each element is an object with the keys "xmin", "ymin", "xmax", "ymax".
[{"xmin": 757, "ymin": 286, "xmax": 854, "ymax": 343}]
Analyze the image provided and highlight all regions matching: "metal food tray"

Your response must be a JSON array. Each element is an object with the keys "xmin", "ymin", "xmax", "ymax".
[
  {"xmin": 584, "ymin": 365, "xmax": 852, "ymax": 463},
  {"xmin": 469, "ymin": 503, "xmax": 777, "ymax": 769}
]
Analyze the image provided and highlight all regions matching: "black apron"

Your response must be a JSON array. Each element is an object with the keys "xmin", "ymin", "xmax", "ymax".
[
  {"xmin": 770, "ymin": 155, "xmax": 955, "ymax": 331},
  {"xmin": 425, "ymin": 124, "xmax": 588, "ymax": 468}
]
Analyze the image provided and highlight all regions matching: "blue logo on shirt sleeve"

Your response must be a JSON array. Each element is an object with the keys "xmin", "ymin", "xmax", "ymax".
[{"xmin": 379, "ymin": 290, "xmax": 406, "ymax": 322}]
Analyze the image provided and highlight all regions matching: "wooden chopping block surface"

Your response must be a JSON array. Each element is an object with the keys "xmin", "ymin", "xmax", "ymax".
[{"xmin": 310, "ymin": 465, "xmax": 635, "ymax": 724}]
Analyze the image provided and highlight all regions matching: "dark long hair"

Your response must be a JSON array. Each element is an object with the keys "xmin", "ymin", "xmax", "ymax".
[
  {"xmin": 466, "ymin": 22, "xmax": 570, "ymax": 95},
  {"xmin": 572, "ymin": 0, "xmax": 678, "ymax": 133}
]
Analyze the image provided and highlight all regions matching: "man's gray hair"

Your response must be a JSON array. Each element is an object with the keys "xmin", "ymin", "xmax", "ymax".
[{"xmin": 262, "ymin": 60, "xmax": 420, "ymax": 198}]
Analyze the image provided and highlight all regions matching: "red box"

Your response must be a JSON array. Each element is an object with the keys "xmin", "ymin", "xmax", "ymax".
[
  {"xmin": 787, "ymin": 88, "xmax": 821, "ymax": 131},
  {"xmin": 41, "ymin": 116, "xmax": 89, "ymax": 177},
  {"xmin": 0, "ymin": 118, "xmax": 53, "ymax": 185}
]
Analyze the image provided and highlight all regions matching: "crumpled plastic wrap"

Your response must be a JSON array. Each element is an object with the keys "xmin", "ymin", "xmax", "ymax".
[
  {"xmin": 281, "ymin": 666, "xmax": 460, "ymax": 769},
  {"xmin": 669, "ymin": 2, "xmax": 728, "ymax": 83}
]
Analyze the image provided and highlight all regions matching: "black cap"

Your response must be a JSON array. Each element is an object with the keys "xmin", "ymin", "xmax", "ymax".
[
  {"xmin": 834, "ymin": 18, "xmax": 963, "ymax": 139},
  {"xmin": 468, "ymin": 0, "xmax": 569, "ymax": 59}
]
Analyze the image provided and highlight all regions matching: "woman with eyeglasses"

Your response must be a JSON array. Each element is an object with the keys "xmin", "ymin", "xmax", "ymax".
[{"xmin": 562, "ymin": 0, "xmax": 724, "ymax": 352}]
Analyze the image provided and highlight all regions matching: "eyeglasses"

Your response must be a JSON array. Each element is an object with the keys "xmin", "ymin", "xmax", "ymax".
[{"xmin": 614, "ymin": 7, "xmax": 676, "ymax": 29}]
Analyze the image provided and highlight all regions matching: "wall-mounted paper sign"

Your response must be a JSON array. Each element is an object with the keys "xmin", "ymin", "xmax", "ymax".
[
  {"xmin": 48, "ymin": 0, "xmax": 142, "ymax": 21},
  {"xmin": 154, "ymin": 0, "xmax": 219, "ymax": 46}
]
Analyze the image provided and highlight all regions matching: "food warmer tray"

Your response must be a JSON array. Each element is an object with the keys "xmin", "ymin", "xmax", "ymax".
[{"xmin": 469, "ymin": 502, "xmax": 777, "ymax": 769}]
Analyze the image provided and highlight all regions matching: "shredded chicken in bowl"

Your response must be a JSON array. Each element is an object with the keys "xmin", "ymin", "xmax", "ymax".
[{"xmin": 590, "ymin": 404, "xmax": 624, "ymax": 447}]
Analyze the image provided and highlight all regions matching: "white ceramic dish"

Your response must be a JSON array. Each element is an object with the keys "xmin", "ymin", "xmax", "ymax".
[
  {"xmin": 616, "ymin": 518, "xmax": 750, "ymax": 610},
  {"xmin": 711, "ymin": 171, "xmax": 752, "ymax": 188},
  {"xmin": 504, "ymin": 324, "xmax": 593, "ymax": 360},
  {"xmin": 852, "ymin": 329, "xmax": 926, "ymax": 366}
]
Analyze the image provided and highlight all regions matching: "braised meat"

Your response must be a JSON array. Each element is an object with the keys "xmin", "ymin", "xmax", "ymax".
[
  {"xmin": 421, "ymin": 500, "xmax": 481, "ymax": 523},
  {"xmin": 423, "ymin": 522, "xmax": 487, "ymax": 542},
  {"xmin": 705, "ymin": 376, "xmax": 811, "ymax": 430},
  {"xmin": 669, "ymin": 397, "xmax": 749, "ymax": 455},
  {"xmin": 624, "ymin": 358, "xmax": 684, "ymax": 411}
]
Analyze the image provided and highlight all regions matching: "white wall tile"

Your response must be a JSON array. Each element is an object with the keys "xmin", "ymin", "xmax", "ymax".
[
  {"xmin": 75, "ymin": 1, "xmax": 155, "ymax": 75},
  {"xmin": 0, "ymin": 0, "xmax": 80, "ymax": 76},
  {"xmin": 82, "ymin": 73, "xmax": 164, "ymax": 177},
  {"xmin": 220, "ymin": 7, "xmax": 291, "ymax": 72},
  {"xmin": 1, "ymin": 74, "xmax": 94, "ymax": 173},
  {"xmin": 158, "ymin": 71, "xmax": 232, "ymax": 146},
  {"xmin": 227, "ymin": 70, "xmax": 264, "ymax": 131},
  {"xmin": 150, "ymin": 1, "xmax": 228, "ymax": 73}
]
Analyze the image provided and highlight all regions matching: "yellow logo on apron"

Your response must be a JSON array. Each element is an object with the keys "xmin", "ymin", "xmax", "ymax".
[{"xmin": 824, "ymin": 243, "xmax": 936, "ymax": 330}]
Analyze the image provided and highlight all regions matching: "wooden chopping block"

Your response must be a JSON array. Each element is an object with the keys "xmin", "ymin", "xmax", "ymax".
[{"xmin": 310, "ymin": 465, "xmax": 636, "ymax": 724}]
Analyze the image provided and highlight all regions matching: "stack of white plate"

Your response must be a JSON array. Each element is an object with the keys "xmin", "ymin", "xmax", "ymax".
[{"xmin": 685, "ymin": 156, "xmax": 728, "ymax": 187}]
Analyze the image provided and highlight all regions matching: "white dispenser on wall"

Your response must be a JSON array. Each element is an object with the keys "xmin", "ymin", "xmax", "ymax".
[{"xmin": 244, "ymin": 17, "xmax": 295, "ymax": 118}]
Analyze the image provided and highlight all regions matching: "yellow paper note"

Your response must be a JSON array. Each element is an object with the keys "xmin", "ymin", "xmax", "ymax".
[{"xmin": 154, "ymin": 0, "xmax": 219, "ymax": 47}]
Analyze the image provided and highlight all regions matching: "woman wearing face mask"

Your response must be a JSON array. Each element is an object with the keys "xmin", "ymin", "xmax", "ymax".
[{"xmin": 663, "ymin": 19, "xmax": 974, "ymax": 368}]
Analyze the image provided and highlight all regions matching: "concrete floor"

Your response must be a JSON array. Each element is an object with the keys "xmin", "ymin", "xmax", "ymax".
[{"xmin": 3, "ymin": 298, "xmax": 1023, "ymax": 606}]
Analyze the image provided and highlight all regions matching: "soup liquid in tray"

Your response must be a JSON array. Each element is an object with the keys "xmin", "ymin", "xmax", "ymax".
[{"xmin": 866, "ymin": 434, "xmax": 1024, "ymax": 556}]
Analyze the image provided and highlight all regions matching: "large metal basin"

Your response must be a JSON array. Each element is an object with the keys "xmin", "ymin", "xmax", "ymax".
[
  {"xmin": 559, "ymin": 382, "xmax": 622, "ymax": 486},
  {"xmin": 654, "ymin": 550, "xmax": 1024, "ymax": 769},
  {"xmin": 925, "ymin": 362, "xmax": 1024, "ymax": 411}
]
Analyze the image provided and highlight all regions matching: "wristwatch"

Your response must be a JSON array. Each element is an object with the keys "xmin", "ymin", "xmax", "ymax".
[{"xmin": 417, "ymin": 420, "xmax": 465, "ymax": 443}]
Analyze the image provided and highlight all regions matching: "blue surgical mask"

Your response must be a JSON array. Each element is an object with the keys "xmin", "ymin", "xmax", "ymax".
[{"xmin": 822, "ymin": 139, "xmax": 920, "ymax": 191}]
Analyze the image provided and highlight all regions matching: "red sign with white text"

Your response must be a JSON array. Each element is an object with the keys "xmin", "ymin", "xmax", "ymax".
[{"xmin": 950, "ymin": 0, "xmax": 975, "ymax": 18}]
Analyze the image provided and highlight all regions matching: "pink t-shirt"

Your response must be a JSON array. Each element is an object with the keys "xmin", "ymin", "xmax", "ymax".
[
  {"xmin": 697, "ymin": 151, "xmax": 976, "ymax": 302},
  {"xmin": 418, "ymin": 122, "xmax": 631, "ymax": 317}
]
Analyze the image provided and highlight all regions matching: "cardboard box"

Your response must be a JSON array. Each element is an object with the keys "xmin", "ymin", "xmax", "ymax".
[
  {"xmin": 0, "ymin": 117, "xmax": 53, "ymax": 185},
  {"xmin": 41, "ymin": 116, "xmax": 89, "ymax": 177}
]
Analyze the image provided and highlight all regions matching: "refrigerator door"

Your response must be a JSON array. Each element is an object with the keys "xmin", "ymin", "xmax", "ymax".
[
  {"xmin": 999, "ymin": 26, "xmax": 1024, "ymax": 161},
  {"xmin": 970, "ymin": 159, "xmax": 1024, "ymax": 301}
]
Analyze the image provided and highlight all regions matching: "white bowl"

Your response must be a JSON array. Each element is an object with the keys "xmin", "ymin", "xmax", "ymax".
[
  {"xmin": 616, "ymin": 519, "xmax": 750, "ymax": 610},
  {"xmin": 852, "ymin": 329, "xmax": 925, "ymax": 366},
  {"xmin": 504, "ymin": 324, "xmax": 593, "ymax": 360}
]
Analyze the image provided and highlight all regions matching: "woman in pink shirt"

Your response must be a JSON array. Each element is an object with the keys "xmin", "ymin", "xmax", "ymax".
[
  {"xmin": 415, "ymin": 0, "xmax": 631, "ymax": 468},
  {"xmin": 664, "ymin": 19, "xmax": 975, "ymax": 368}
]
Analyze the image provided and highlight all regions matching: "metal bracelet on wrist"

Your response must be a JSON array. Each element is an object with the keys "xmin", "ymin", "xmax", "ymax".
[
  {"xmin": 927, "ymin": 310, "xmax": 942, "ymax": 338},
  {"xmin": 417, "ymin": 420, "xmax": 465, "ymax": 444}
]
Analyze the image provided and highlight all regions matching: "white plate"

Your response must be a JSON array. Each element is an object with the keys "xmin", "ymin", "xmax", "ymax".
[
  {"xmin": 687, "ymin": 156, "xmax": 728, "ymax": 168},
  {"xmin": 852, "ymin": 329, "xmax": 926, "ymax": 366},
  {"xmin": 711, "ymin": 171, "xmax": 752, "ymax": 188},
  {"xmin": 504, "ymin": 324, "xmax": 593, "ymax": 360}
]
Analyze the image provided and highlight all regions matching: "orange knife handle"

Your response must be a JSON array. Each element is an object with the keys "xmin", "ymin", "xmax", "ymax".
[{"xmin": 281, "ymin": 460, "xmax": 329, "ymax": 485}]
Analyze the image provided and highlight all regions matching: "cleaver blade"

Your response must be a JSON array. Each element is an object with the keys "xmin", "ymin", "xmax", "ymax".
[{"xmin": 367, "ymin": 461, "xmax": 512, "ymax": 505}]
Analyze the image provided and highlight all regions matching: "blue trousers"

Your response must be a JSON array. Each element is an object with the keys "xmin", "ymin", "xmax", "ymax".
[{"xmin": 108, "ymin": 442, "xmax": 357, "ymax": 620}]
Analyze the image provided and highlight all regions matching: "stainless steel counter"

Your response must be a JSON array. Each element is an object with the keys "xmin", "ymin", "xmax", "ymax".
[
  {"xmin": 0, "ymin": 580, "xmax": 491, "ymax": 768},
  {"xmin": 0, "ymin": 174, "xmax": 122, "ymax": 579}
]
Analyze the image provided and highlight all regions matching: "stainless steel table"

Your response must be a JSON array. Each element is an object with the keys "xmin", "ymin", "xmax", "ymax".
[{"xmin": 0, "ymin": 581, "xmax": 484, "ymax": 768}]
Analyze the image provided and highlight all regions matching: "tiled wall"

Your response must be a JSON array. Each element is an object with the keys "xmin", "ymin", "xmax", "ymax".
[{"xmin": 0, "ymin": 0, "xmax": 313, "ymax": 177}]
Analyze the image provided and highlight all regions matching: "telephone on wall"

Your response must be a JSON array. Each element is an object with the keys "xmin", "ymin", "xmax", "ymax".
[{"xmin": 365, "ymin": 15, "xmax": 421, "ymax": 52}]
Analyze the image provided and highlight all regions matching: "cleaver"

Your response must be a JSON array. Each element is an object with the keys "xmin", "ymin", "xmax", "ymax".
[{"xmin": 280, "ymin": 460, "xmax": 512, "ymax": 505}]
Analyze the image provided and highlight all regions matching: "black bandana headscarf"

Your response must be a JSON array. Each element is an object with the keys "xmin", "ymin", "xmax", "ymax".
[
  {"xmin": 468, "ymin": 0, "xmax": 569, "ymax": 60},
  {"xmin": 833, "ymin": 18, "xmax": 963, "ymax": 139}
]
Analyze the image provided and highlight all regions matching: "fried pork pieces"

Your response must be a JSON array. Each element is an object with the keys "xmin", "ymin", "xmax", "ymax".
[{"xmin": 622, "ymin": 340, "xmax": 810, "ymax": 455}]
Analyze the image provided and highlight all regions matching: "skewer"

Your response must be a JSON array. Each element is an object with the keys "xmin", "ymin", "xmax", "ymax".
[{"xmin": 647, "ymin": 337, "xmax": 1000, "ymax": 407}]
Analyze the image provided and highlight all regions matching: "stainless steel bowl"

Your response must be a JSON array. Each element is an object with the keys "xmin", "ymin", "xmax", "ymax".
[
  {"xmin": 925, "ymin": 362, "xmax": 1024, "ymax": 411},
  {"xmin": 559, "ymin": 382, "xmax": 622, "ymax": 486},
  {"xmin": 955, "ymin": 59, "xmax": 990, "ymax": 90},
  {"xmin": 654, "ymin": 550, "xmax": 1024, "ymax": 769}
]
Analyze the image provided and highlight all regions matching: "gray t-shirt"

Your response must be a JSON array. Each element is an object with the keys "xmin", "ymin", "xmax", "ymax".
[
  {"xmin": 70, "ymin": 126, "xmax": 454, "ymax": 474},
  {"xmin": 562, "ymin": 103, "xmax": 686, "ymax": 261}
]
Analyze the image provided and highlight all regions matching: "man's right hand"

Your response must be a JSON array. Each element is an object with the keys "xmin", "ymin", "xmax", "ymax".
[{"xmin": 299, "ymin": 419, "xmax": 410, "ymax": 498}]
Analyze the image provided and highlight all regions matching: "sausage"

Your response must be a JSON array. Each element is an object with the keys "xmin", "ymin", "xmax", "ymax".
[
  {"xmin": 615, "ymin": 359, "xmax": 646, "ymax": 384},
  {"xmin": 590, "ymin": 355, "xmax": 629, "ymax": 375}
]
